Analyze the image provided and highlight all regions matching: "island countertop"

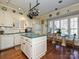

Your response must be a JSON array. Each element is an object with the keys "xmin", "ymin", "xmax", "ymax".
[
  {"xmin": 21, "ymin": 33, "xmax": 46, "ymax": 38},
  {"xmin": 21, "ymin": 33, "xmax": 47, "ymax": 59}
]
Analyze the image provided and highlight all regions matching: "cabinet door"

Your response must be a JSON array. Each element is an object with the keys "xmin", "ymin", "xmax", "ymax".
[
  {"xmin": 21, "ymin": 37, "xmax": 32, "ymax": 59},
  {"xmin": 25, "ymin": 41, "xmax": 32, "ymax": 59},
  {"xmin": 21, "ymin": 37, "xmax": 26, "ymax": 54},
  {"xmin": 14, "ymin": 34, "xmax": 21, "ymax": 46},
  {"xmin": 21, "ymin": 42, "xmax": 26, "ymax": 54},
  {"xmin": 33, "ymin": 41, "xmax": 47, "ymax": 58},
  {"xmin": 0, "ymin": 10, "xmax": 4, "ymax": 26},
  {"xmin": 19, "ymin": 20, "xmax": 25, "ymax": 29},
  {"xmin": 3, "ymin": 11, "xmax": 13, "ymax": 26},
  {"xmin": 1, "ymin": 35, "xmax": 14, "ymax": 50}
]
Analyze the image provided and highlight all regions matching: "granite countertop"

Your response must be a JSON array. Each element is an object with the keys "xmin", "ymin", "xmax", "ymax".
[
  {"xmin": 22, "ymin": 33, "xmax": 46, "ymax": 38},
  {"xmin": 0, "ymin": 32, "xmax": 47, "ymax": 38},
  {"xmin": 0, "ymin": 32, "xmax": 26, "ymax": 35}
]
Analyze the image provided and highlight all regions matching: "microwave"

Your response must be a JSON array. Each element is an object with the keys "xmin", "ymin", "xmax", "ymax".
[{"xmin": 25, "ymin": 27, "xmax": 32, "ymax": 33}]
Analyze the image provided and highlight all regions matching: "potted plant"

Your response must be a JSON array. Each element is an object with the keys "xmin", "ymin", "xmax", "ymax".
[{"xmin": 57, "ymin": 29, "xmax": 61, "ymax": 36}]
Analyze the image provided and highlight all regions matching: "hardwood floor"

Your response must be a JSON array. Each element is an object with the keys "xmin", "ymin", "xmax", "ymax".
[
  {"xmin": 0, "ymin": 47, "xmax": 28, "ymax": 59},
  {"xmin": 0, "ymin": 40, "xmax": 79, "ymax": 59}
]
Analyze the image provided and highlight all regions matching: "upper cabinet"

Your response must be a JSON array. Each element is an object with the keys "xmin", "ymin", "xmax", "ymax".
[
  {"xmin": 19, "ymin": 20, "xmax": 26, "ymax": 29},
  {"xmin": 0, "ymin": 10, "xmax": 13, "ymax": 27},
  {"xmin": 3, "ymin": 11, "xmax": 13, "ymax": 27},
  {"xmin": 0, "ymin": 9, "xmax": 28, "ymax": 28},
  {"xmin": 12, "ymin": 14, "xmax": 26, "ymax": 29},
  {"xmin": 0, "ymin": 10, "xmax": 4, "ymax": 26}
]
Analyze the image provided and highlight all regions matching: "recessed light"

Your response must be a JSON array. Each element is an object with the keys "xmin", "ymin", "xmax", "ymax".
[
  {"xmin": 58, "ymin": 0, "xmax": 63, "ymax": 3},
  {"xmin": 49, "ymin": 14, "xmax": 52, "ymax": 17},
  {"xmin": 6, "ymin": 0, "xmax": 9, "ymax": 3},
  {"xmin": 18, "ymin": 8, "xmax": 21, "ymax": 10}
]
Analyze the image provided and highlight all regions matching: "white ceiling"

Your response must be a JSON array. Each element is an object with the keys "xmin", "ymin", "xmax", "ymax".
[{"xmin": 0, "ymin": 0, "xmax": 79, "ymax": 15}]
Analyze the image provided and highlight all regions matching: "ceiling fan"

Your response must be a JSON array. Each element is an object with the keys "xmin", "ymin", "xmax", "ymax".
[{"xmin": 27, "ymin": 0, "xmax": 40, "ymax": 19}]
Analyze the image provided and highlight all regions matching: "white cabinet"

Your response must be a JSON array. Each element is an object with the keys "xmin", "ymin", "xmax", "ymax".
[
  {"xmin": 0, "ymin": 34, "xmax": 21, "ymax": 50},
  {"xmin": 21, "ymin": 37, "xmax": 32, "ymax": 59},
  {"xmin": 25, "ymin": 42, "xmax": 32, "ymax": 58},
  {"xmin": 3, "ymin": 11, "xmax": 13, "ymax": 26},
  {"xmin": 0, "ymin": 10, "xmax": 4, "ymax": 26},
  {"xmin": 14, "ymin": 34, "xmax": 21, "ymax": 46},
  {"xmin": 32, "ymin": 41, "xmax": 46, "ymax": 59},
  {"xmin": 14, "ymin": 20, "xmax": 26, "ymax": 29},
  {"xmin": 21, "ymin": 36, "xmax": 47, "ymax": 59},
  {"xmin": 0, "ymin": 10, "xmax": 13, "ymax": 26},
  {"xmin": 14, "ymin": 19, "xmax": 20, "ymax": 28},
  {"xmin": 0, "ymin": 35, "xmax": 14, "ymax": 50},
  {"xmin": 19, "ymin": 20, "xmax": 26, "ymax": 29}
]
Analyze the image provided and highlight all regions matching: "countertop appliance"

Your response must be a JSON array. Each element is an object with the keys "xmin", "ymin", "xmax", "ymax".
[
  {"xmin": 25, "ymin": 27, "xmax": 32, "ymax": 33},
  {"xmin": 0, "ymin": 27, "xmax": 4, "ymax": 34}
]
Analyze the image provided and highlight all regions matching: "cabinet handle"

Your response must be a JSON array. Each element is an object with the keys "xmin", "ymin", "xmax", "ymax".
[{"xmin": 23, "ymin": 43, "xmax": 25, "ymax": 44}]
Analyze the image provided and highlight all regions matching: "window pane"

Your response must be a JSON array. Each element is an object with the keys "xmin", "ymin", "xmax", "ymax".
[
  {"xmin": 49, "ymin": 21, "xmax": 53, "ymax": 28},
  {"xmin": 54, "ymin": 20, "xmax": 60, "ymax": 29},
  {"xmin": 70, "ymin": 29, "xmax": 78, "ymax": 38},
  {"xmin": 54, "ymin": 20, "xmax": 60, "ymax": 33},
  {"xmin": 70, "ymin": 29, "xmax": 78, "ymax": 35},
  {"xmin": 61, "ymin": 19, "xmax": 68, "ymax": 35},
  {"xmin": 61, "ymin": 30, "xmax": 68, "ymax": 36},
  {"xmin": 70, "ymin": 17, "xmax": 78, "ymax": 22},
  {"xmin": 70, "ymin": 17, "xmax": 78, "ymax": 28},
  {"xmin": 70, "ymin": 17, "xmax": 78, "ymax": 38},
  {"xmin": 48, "ymin": 21, "xmax": 53, "ymax": 33}
]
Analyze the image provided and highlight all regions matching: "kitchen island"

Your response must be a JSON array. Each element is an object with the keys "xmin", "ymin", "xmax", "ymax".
[{"xmin": 21, "ymin": 33, "xmax": 47, "ymax": 59}]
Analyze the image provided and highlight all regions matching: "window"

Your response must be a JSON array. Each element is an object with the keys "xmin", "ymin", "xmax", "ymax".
[
  {"xmin": 60, "ymin": 19, "xmax": 68, "ymax": 36},
  {"xmin": 54, "ymin": 20, "xmax": 60, "ymax": 33},
  {"xmin": 70, "ymin": 17, "xmax": 78, "ymax": 38},
  {"xmin": 47, "ymin": 16, "xmax": 79, "ymax": 39},
  {"xmin": 48, "ymin": 21, "xmax": 53, "ymax": 33}
]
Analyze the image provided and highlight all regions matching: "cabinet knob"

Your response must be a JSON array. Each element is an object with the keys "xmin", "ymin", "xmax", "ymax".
[{"xmin": 23, "ymin": 43, "xmax": 25, "ymax": 44}]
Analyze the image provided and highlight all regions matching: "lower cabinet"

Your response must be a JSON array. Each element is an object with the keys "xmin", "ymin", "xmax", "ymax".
[
  {"xmin": 33, "ymin": 41, "xmax": 46, "ymax": 58},
  {"xmin": 21, "ymin": 37, "xmax": 32, "ymax": 59},
  {"xmin": 14, "ymin": 34, "xmax": 21, "ymax": 46},
  {"xmin": 23, "ymin": 42, "xmax": 32, "ymax": 59},
  {"xmin": 0, "ymin": 35, "xmax": 14, "ymax": 50},
  {"xmin": 21, "ymin": 36, "xmax": 47, "ymax": 59},
  {"xmin": 0, "ymin": 34, "xmax": 21, "ymax": 50}
]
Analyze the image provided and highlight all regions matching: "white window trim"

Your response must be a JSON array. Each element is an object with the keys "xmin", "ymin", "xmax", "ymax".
[{"xmin": 48, "ymin": 14, "xmax": 79, "ymax": 39}]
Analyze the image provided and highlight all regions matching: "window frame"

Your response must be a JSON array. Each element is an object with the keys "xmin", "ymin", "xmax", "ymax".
[{"xmin": 47, "ymin": 14, "xmax": 79, "ymax": 39}]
